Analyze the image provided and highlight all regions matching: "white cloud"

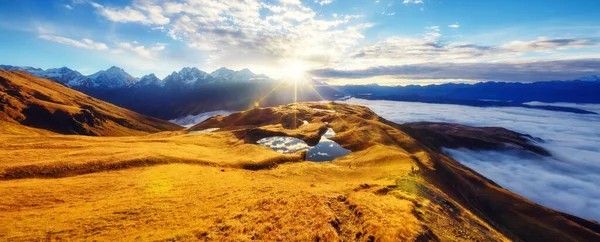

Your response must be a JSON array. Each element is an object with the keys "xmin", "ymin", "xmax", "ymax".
[
  {"xmin": 65, "ymin": 4, "xmax": 73, "ymax": 10},
  {"xmin": 38, "ymin": 35, "xmax": 109, "ymax": 50},
  {"xmin": 314, "ymin": 0, "xmax": 334, "ymax": 5},
  {"xmin": 448, "ymin": 23, "xmax": 460, "ymax": 29},
  {"xmin": 101, "ymin": 0, "xmax": 371, "ymax": 77},
  {"xmin": 343, "ymin": 98, "xmax": 600, "ymax": 221},
  {"xmin": 403, "ymin": 0, "xmax": 423, "ymax": 4},
  {"xmin": 90, "ymin": 1, "xmax": 169, "ymax": 25},
  {"xmin": 114, "ymin": 42, "xmax": 165, "ymax": 59}
]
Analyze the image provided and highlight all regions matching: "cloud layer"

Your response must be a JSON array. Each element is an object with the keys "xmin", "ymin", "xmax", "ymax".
[
  {"xmin": 344, "ymin": 98, "xmax": 600, "ymax": 221},
  {"xmin": 312, "ymin": 59, "xmax": 600, "ymax": 82},
  {"xmin": 169, "ymin": 110, "xmax": 235, "ymax": 127}
]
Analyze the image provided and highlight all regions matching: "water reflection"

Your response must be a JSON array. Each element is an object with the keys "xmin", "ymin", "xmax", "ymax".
[
  {"xmin": 256, "ymin": 128, "xmax": 351, "ymax": 162},
  {"xmin": 256, "ymin": 136, "xmax": 310, "ymax": 154}
]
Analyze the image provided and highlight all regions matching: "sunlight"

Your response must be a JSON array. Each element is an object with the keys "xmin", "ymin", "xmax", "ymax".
[{"xmin": 282, "ymin": 61, "xmax": 308, "ymax": 83}]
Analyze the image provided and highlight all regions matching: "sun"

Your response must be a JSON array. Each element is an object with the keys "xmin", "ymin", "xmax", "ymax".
[{"xmin": 282, "ymin": 61, "xmax": 308, "ymax": 83}]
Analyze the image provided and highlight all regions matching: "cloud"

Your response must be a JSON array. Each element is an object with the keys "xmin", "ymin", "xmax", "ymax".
[
  {"xmin": 311, "ymin": 59, "xmax": 600, "ymax": 82},
  {"xmin": 314, "ymin": 31, "xmax": 600, "ymax": 83},
  {"xmin": 343, "ymin": 98, "xmax": 600, "ymax": 221},
  {"xmin": 348, "ymin": 37, "xmax": 499, "ymax": 63},
  {"xmin": 113, "ymin": 42, "xmax": 166, "ymax": 59},
  {"xmin": 169, "ymin": 110, "xmax": 235, "ymax": 127},
  {"xmin": 89, "ymin": 0, "xmax": 371, "ymax": 77},
  {"xmin": 38, "ymin": 34, "xmax": 109, "ymax": 50},
  {"xmin": 90, "ymin": 1, "xmax": 169, "ymax": 25},
  {"xmin": 403, "ymin": 0, "xmax": 424, "ymax": 4},
  {"xmin": 65, "ymin": 4, "xmax": 73, "ymax": 10},
  {"xmin": 503, "ymin": 37, "xmax": 599, "ymax": 52},
  {"xmin": 448, "ymin": 23, "xmax": 460, "ymax": 29},
  {"xmin": 314, "ymin": 0, "xmax": 334, "ymax": 5}
]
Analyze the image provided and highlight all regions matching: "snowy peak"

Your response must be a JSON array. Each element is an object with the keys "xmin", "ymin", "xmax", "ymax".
[
  {"xmin": 163, "ymin": 67, "xmax": 213, "ymax": 86},
  {"xmin": 210, "ymin": 67, "xmax": 235, "ymax": 79},
  {"xmin": 41, "ymin": 67, "xmax": 90, "ymax": 87},
  {"xmin": 210, "ymin": 67, "xmax": 269, "ymax": 82},
  {"xmin": 1, "ymin": 64, "xmax": 275, "ymax": 89},
  {"xmin": 89, "ymin": 66, "xmax": 137, "ymax": 88},
  {"xmin": 137, "ymin": 74, "xmax": 163, "ymax": 87},
  {"xmin": 0, "ymin": 65, "xmax": 89, "ymax": 87}
]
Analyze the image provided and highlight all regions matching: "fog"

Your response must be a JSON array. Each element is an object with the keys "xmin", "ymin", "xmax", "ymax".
[
  {"xmin": 169, "ymin": 110, "xmax": 235, "ymax": 127},
  {"xmin": 344, "ymin": 98, "xmax": 600, "ymax": 221}
]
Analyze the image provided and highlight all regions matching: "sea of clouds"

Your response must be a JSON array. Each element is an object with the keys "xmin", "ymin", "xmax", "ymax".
[
  {"xmin": 343, "ymin": 98, "xmax": 600, "ymax": 222},
  {"xmin": 169, "ymin": 110, "xmax": 235, "ymax": 127}
]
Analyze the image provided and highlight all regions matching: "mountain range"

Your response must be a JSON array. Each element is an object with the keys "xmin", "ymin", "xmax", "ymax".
[
  {"xmin": 2, "ymin": 64, "xmax": 600, "ymax": 119},
  {"xmin": 0, "ymin": 65, "xmax": 273, "ymax": 89}
]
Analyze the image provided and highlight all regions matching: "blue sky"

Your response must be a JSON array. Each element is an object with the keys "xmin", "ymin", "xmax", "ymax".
[{"xmin": 0, "ymin": 0, "xmax": 599, "ymax": 84}]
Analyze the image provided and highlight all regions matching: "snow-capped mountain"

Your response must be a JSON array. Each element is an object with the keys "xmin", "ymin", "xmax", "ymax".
[
  {"xmin": 0, "ymin": 65, "xmax": 90, "ymax": 86},
  {"xmin": 41, "ymin": 67, "xmax": 91, "ymax": 87},
  {"xmin": 88, "ymin": 66, "xmax": 138, "ymax": 88},
  {"xmin": 1, "ymin": 64, "xmax": 273, "ymax": 89},
  {"xmin": 136, "ymin": 74, "xmax": 163, "ymax": 87},
  {"xmin": 163, "ymin": 67, "xmax": 214, "ymax": 86},
  {"xmin": 210, "ymin": 67, "xmax": 270, "ymax": 82}
]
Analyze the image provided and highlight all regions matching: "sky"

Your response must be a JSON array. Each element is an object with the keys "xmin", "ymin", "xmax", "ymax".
[{"xmin": 0, "ymin": 0, "xmax": 599, "ymax": 85}]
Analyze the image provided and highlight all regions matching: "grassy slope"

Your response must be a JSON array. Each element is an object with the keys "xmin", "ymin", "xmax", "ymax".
[
  {"xmin": 0, "ymin": 70, "xmax": 182, "ymax": 136},
  {"xmin": 0, "ymin": 102, "xmax": 598, "ymax": 241}
]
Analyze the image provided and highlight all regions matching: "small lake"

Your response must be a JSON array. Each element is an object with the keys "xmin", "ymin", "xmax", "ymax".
[{"xmin": 256, "ymin": 128, "xmax": 351, "ymax": 162}]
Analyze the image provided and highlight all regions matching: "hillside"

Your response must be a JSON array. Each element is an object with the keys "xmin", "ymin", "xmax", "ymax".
[
  {"xmin": 1, "ymin": 102, "xmax": 598, "ymax": 241},
  {"xmin": 0, "ymin": 70, "xmax": 182, "ymax": 136}
]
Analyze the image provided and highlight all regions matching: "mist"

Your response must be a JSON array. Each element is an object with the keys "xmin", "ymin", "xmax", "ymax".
[{"xmin": 169, "ymin": 110, "xmax": 235, "ymax": 127}]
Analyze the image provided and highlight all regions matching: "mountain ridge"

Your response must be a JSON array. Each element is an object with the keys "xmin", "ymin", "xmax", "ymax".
[
  {"xmin": 0, "ymin": 65, "xmax": 273, "ymax": 89},
  {"xmin": 0, "ymin": 69, "xmax": 182, "ymax": 136}
]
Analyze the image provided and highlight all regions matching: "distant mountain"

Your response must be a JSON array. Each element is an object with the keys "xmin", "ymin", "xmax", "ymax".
[
  {"xmin": 0, "ymin": 65, "xmax": 273, "ymax": 89},
  {"xmin": 0, "ymin": 65, "xmax": 90, "ymax": 87},
  {"xmin": 163, "ymin": 67, "xmax": 213, "ymax": 87},
  {"xmin": 0, "ymin": 69, "xmax": 182, "ymax": 135},
  {"xmin": 210, "ymin": 67, "xmax": 272, "ymax": 82},
  {"xmin": 315, "ymin": 79, "xmax": 600, "ymax": 104},
  {"xmin": 88, "ymin": 66, "xmax": 138, "ymax": 88},
  {"xmin": 136, "ymin": 73, "xmax": 163, "ymax": 87}
]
